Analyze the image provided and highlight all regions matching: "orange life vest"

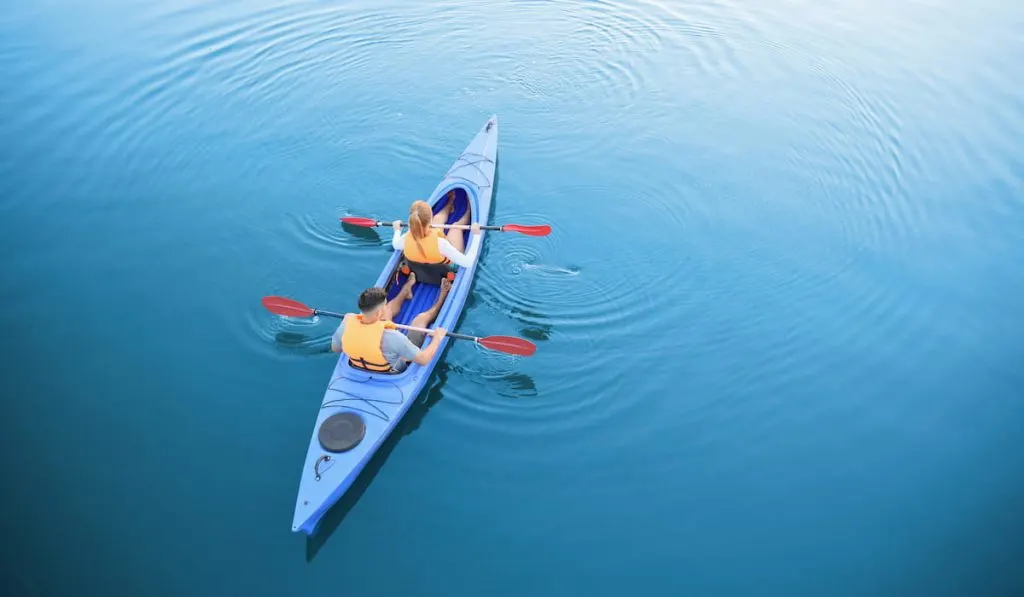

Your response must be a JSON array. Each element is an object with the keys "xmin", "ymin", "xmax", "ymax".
[
  {"xmin": 402, "ymin": 230, "xmax": 449, "ymax": 265},
  {"xmin": 341, "ymin": 314, "xmax": 395, "ymax": 372}
]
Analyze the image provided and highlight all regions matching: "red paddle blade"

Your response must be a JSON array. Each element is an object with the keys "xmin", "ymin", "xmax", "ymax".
[
  {"xmin": 502, "ymin": 224, "xmax": 551, "ymax": 237},
  {"xmin": 477, "ymin": 335, "xmax": 537, "ymax": 356},
  {"xmin": 262, "ymin": 296, "xmax": 315, "ymax": 318},
  {"xmin": 340, "ymin": 216, "xmax": 379, "ymax": 227}
]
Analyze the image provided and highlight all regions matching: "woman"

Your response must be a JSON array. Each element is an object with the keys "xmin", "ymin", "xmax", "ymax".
[{"xmin": 392, "ymin": 193, "xmax": 481, "ymax": 284}]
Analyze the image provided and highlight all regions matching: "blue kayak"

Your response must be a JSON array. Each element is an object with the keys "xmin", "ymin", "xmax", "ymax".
[{"xmin": 292, "ymin": 116, "xmax": 498, "ymax": 535}]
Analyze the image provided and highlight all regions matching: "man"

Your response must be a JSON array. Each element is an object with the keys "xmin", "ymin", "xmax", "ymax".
[{"xmin": 330, "ymin": 287, "xmax": 447, "ymax": 373}]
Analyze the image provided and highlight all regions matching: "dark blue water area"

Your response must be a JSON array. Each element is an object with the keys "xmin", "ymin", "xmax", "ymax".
[{"xmin": 2, "ymin": 0, "xmax": 1024, "ymax": 595}]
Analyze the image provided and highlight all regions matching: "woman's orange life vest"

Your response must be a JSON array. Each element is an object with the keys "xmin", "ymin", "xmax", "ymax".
[
  {"xmin": 402, "ymin": 229, "xmax": 449, "ymax": 265},
  {"xmin": 341, "ymin": 314, "xmax": 395, "ymax": 372}
]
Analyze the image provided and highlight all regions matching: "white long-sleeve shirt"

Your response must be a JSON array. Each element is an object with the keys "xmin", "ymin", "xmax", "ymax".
[{"xmin": 392, "ymin": 229, "xmax": 479, "ymax": 268}]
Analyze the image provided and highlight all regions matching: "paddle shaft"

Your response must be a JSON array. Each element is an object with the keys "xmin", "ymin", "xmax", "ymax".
[
  {"xmin": 374, "ymin": 221, "xmax": 499, "ymax": 231},
  {"xmin": 341, "ymin": 217, "xmax": 549, "ymax": 237},
  {"xmin": 311, "ymin": 307, "xmax": 478, "ymax": 342}
]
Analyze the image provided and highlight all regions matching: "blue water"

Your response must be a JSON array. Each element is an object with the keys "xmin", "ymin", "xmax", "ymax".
[{"xmin": 2, "ymin": 0, "xmax": 1023, "ymax": 594}]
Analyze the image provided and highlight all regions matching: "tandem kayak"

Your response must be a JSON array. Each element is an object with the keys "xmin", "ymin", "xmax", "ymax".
[{"xmin": 292, "ymin": 116, "xmax": 498, "ymax": 535}]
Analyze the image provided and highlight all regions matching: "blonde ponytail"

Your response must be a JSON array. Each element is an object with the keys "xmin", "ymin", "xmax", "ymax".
[
  {"xmin": 408, "ymin": 200, "xmax": 433, "ymax": 258},
  {"xmin": 409, "ymin": 200, "xmax": 433, "ymax": 240}
]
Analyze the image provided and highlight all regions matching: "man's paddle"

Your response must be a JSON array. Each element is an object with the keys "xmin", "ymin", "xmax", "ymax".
[
  {"xmin": 261, "ymin": 296, "xmax": 537, "ymax": 357},
  {"xmin": 340, "ymin": 216, "xmax": 550, "ymax": 237}
]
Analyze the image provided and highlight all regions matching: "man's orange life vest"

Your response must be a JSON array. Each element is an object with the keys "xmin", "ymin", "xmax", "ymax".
[{"xmin": 341, "ymin": 314, "xmax": 395, "ymax": 372}]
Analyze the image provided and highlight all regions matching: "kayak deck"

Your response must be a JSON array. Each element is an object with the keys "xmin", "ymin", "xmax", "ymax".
[{"xmin": 292, "ymin": 116, "xmax": 497, "ymax": 535}]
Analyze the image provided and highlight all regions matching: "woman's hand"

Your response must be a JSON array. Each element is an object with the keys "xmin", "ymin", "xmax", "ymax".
[
  {"xmin": 392, "ymin": 220, "xmax": 403, "ymax": 232},
  {"xmin": 471, "ymin": 222, "xmax": 482, "ymax": 235}
]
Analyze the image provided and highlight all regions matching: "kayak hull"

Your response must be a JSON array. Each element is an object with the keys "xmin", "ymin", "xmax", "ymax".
[{"xmin": 292, "ymin": 116, "xmax": 498, "ymax": 535}]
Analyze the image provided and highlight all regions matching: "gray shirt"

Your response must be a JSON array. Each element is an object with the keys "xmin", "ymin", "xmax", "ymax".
[{"xmin": 331, "ymin": 320, "xmax": 420, "ymax": 373}]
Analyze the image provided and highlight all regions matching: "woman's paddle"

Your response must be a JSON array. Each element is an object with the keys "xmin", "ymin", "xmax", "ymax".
[
  {"xmin": 262, "ymin": 296, "xmax": 537, "ymax": 356},
  {"xmin": 340, "ymin": 216, "xmax": 550, "ymax": 237}
]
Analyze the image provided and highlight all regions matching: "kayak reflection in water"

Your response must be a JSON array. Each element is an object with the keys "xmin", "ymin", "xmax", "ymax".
[{"xmin": 330, "ymin": 285, "xmax": 447, "ymax": 374}]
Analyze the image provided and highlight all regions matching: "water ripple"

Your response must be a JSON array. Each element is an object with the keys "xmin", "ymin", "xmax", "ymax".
[{"xmin": 4, "ymin": 0, "xmax": 1024, "ymax": 588}]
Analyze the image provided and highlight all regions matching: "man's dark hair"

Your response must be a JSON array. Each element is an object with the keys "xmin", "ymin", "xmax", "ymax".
[{"xmin": 358, "ymin": 287, "xmax": 388, "ymax": 313}]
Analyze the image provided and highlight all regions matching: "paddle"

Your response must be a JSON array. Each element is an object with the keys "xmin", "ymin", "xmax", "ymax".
[
  {"xmin": 340, "ymin": 216, "xmax": 551, "ymax": 237},
  {"xmin": 262, "ymin": 296, "xmax": 537, "ymax": 356}
]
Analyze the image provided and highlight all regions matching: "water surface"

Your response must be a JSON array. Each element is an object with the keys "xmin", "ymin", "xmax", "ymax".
[{"xmin": 2, "ymin": 0, "xmax": 1023, "ymax": 595}]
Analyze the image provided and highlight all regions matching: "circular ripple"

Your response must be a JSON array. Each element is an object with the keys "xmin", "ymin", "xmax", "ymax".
[
  {"xmin": 477, "ymin": 176, "xmax": 719, "ymax": 335},
  {"xmin": 477, "ymin": 0, "xmax": 673, "ymax": 160},
  {"xmin": 240, "ymin": 294, "xmax": 332, "ymax": 362},
  {"xmin": 17, "ymin": 0, "xmax": 1017, "ymax": 506}
]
